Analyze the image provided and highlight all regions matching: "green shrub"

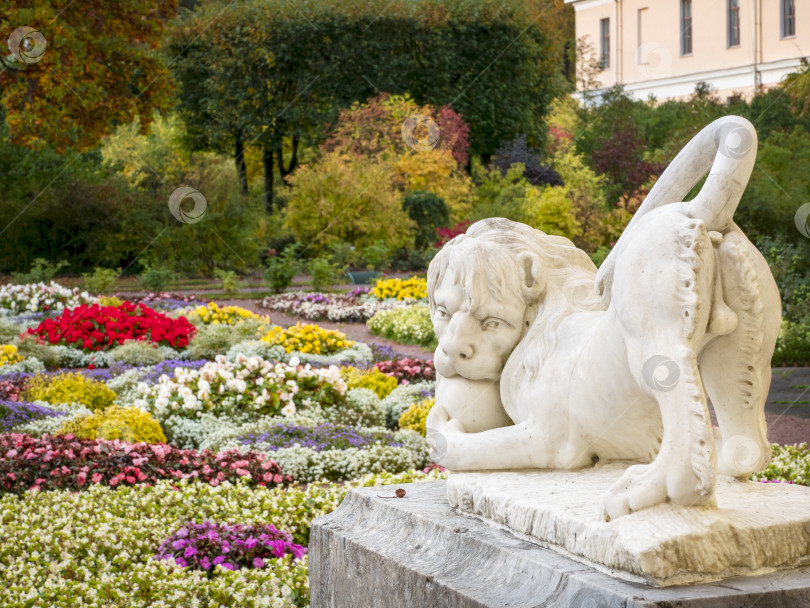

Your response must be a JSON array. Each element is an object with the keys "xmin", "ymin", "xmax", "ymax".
[
  {"xmin": 106, "ymin": 341, "xmax": 165, "ymax": 366},
  {"xmin": 213, "ymin": 269, "xmax": 239, "ymax": 295},
  {"xmin": 15, "ymin": 338, "xmax": 60, "ymax": 369},
  {"xmin": 402, "ymin": 191, "xmax": 450, "ymax": 250},
  {"xmin": 185, "ymin": 320, "xmax": 267, "ymax": 360},
  {"xmin": 82, "ymin": 267, "xmax": 119, "ymax": 295},
  {"xmin": 773, "ymin": 320, "xmax": 810, "ymax": 366},
  {"xmin": 12, "ymin": 258, "xmax": 68, "ymax": 284},
  {"xmin": 367, "ymin": 305, "xmax": 437, "ymax": 349},
  {"xmin": 308, "ymin": 257, "xmax": 347, "ymax": 292},
  {"xmin": 138, "ymin": 265, "xmax": 174, "ymax": 293},
  {"xmin": 358, "ymin": 240, "xmax": 392, "ymax": 271},
  {"xmin": 0, "ymin": 319, "xmax": 22, "ymax": 344},
  {"xmin": 286, "ymin": 153, "xmax": 415, "ymax": 252},
  {"xmin": 264, "ymin": 246, "xmax": 299, "ymax": 293}
]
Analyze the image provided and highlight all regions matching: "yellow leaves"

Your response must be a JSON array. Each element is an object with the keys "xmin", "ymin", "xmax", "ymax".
[{"xmin": 393, "ymin": 149, "xmax": 473, "ymax": 222}]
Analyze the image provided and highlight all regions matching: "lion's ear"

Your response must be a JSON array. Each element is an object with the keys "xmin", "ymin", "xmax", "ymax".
[{"xmin": 516, "ymin": 252, "xmax": 545, "ymax": 303}]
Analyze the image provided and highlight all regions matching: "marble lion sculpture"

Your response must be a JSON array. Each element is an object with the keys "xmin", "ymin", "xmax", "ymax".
[{"xmin": 425, "ymin": 116, "xmax": 782, "ymax": 521}]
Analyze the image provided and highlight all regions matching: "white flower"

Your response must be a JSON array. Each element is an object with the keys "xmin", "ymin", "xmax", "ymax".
[{"xmin": 281, "ymin": 404, "xmax": 296, "ymax": 417}]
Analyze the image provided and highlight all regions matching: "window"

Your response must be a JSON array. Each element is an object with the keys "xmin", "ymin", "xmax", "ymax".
[
  {"xmin": 600, "ymin": 18, "xmax": 610, "ymax": 69},
  {"xmin": 781, "ymin": 0, "xmax": 796, "ymax": 38},
  {"xmin": 681, "ymin": 0, "xmax": 693, "ymax": 55},
  {"xmin": 727, "ymin": 0, "xmax": 740, "ymax": 47}
]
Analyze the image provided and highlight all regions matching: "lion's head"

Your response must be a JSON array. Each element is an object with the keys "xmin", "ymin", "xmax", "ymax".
[{"xmin": 427, "ymin": 218, "xmax": 602, "ymax": 382}]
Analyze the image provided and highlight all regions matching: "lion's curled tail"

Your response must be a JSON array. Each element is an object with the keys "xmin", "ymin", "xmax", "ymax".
[{"xmin": 596, "ymin": 115, "xmax": 758, "ymax": 307}]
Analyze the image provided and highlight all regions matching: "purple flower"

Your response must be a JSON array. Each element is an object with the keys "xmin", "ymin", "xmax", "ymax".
[
  {"xmin": 154, "ymin": 520, "xmax": 305, "ymax": 574},
  {"xmin": 238, "ymin": 422, "xmax": 403, "ymax": 452},
  {"xmin": 0, "ymin": 400, "xmax": 67, "ymax": 432}
]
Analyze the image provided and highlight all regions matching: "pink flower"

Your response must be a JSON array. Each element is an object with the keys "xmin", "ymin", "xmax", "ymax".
[
  {"xmin": 209, "ymin": 478, "xmax": 220, "ymax": 487},
  {"xmin": 91, "ymin": 473, "xmax": 103, "ymax": 484},
  {"xmin": 6, "ymin": 449, "xmax": 17, "ymax": 458},
  {"xmin": 77, "ymin": 472, "xmax": 87, "ymax": 486}
]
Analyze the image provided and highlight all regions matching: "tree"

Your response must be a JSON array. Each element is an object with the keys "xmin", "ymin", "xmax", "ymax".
[
  {"xmin": 0, "ymin": 0, "xmax": 177, "ymax": 152},
  {"xmin": 285, "ymin": 154, "xmax": 415, "ymax": 252},
  {"xmin": 170, "ymin": 0, "xmax": 569, "ymax": 211}
]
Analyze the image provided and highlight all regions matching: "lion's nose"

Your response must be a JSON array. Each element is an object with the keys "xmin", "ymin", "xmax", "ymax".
[{"xmin": 443, "ymin": 341, "xmax": 475, "ymax": 361}]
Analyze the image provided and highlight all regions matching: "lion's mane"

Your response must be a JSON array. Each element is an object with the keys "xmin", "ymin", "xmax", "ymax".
[{"xmin": 427, "ymin": 218, "xmax": 604, "ymax": 406}]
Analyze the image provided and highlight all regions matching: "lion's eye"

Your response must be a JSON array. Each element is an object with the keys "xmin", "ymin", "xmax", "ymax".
[{"xmin": 436, "ymin": 307, "xmax": 450, "ymax": 320}]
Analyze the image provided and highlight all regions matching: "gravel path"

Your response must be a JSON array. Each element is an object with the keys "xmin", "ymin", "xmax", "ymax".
[{"xmin": 218, "ymin": 298, "xmax": 810, "ymax": 446}]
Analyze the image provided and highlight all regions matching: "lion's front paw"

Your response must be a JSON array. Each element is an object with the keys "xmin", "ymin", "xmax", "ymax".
[
  {"xmin": 602, "ymin": 463, "xmax": 668, "ymax": 521},
  {"xmin": 602, "ymin": 461, "xmax": 716, "ymax": 521}
]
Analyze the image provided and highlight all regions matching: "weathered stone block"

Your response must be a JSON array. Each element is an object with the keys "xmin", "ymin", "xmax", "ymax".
[{"xmin": 310, "ymin": 481, "xmax": 810, "ymax": 607}]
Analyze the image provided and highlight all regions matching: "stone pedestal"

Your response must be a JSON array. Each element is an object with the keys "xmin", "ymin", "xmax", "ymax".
[
  {"xmin": 310, "ymin": 481, "xmax": 810, "ymax": 608},
  {"xmin": 448, "ymin": 464, "xmax": 810, "ymax": 586}
]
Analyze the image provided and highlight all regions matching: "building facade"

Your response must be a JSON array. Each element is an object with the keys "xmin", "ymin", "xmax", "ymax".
[{"xmin": 566, "ymin": 0, "xmax": 809, "ymax": 102}]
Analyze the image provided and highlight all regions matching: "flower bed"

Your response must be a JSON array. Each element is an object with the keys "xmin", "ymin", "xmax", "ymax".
[
  {"xmin": 342, "ymin": 366, "xmax": 399, "ymax": 398},
  {"xmin": 205, "ymin": 416, "xmax": 429, "ymax": 482},
  {"xmin": 188, "ymin": 302, "xmax": 268, "ymax": 326},
  {"xmin": 261, "ymin": 291, "xmax": 402, "ymax": 322},
  {"xmin": 24, "ymin": 371, "xmax": 117, "ymax": 411},
  {"xmin": 261, "ymin": 323, "xmax": 353, "ymax": 355},
  {"xmin": 0, "ymin": 344, "xmax": 23, "ymax": 367},
  {"xmin": 27, "ymin": 302, "xmax": 196, "ymax": 351},
  {"xmin": 375, "ymin": 357, "xmax": 435, "ymax": 383},
  {"xmin": 381, "ymin": 380, "xmax": 436, "ymax": 428},
  {"xmin": 238, "ymin": 422, "xmax": 404, "ymax": 453},
  {"xmin": 0, "ymin": 281, "xmax": 97, "ymax": 316},
  {"xmin": 367, "ymin": 305, "xmax": 437, "ymax": 349},
  {"xmin": 398, "ymin": 397, "xmax": 435, "ymax": 436},
  {"xmin": 369, "ymin": 276, "xmax": 427, "ymax": 301},
  {"xmin": 0, "ymin": 469, "xmax": 445, "ymax": 607},
  {"xmin": 751, "ymin": 443, "xmax": 810, "ymax": 485},
  {"xmin": 155, "ymin": 520, "xmax": 306, "ymax": 572},
  {"xmin": 0, "ymin": 433, "xmax": 290, "ymax": 494},
  {"xmin": 0, "ymin": 399, "xmax": 66, "ymax": 431},
  {"xmin": 134, "ymin": 355, "xmax": 347, "ymax": 421}
]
